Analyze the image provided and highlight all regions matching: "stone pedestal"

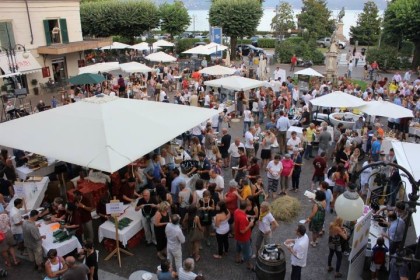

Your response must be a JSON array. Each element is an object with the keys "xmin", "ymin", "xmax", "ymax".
[
  {"xmin": 336, "ymin": 22, "xmax": 347, "ymax": 42},
  {"xmin": 325, "ymin": 51, "xmax": 338, "ymax": 83}
]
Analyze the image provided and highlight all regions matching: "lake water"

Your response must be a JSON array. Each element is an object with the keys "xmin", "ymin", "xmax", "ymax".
[{"xmin": 187, "ymin": 9, "xmax": 384, "ymax": 39}]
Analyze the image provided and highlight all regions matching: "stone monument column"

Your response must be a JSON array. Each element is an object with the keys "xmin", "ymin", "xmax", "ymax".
[{"xmin": 335, "ymin": 22, "xmax": 347, "ymax": 42}]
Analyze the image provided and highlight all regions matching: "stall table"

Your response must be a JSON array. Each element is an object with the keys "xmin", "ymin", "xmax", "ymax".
[
  {"xmin": 6, "ymin": 177, "xmax": 50, "ymax": 212},
  {"xmin": 39, "ymin": 221, "xmax": 82, "ymax": 257},
  {"xmin": 98, "ymin": 204, "xmax": 143, "ymax": 247},
  {"xmin": 67, "ymin": 180, "xmax": 107, "ymax": 208},
  {"xmin": 16, "ymin": 158, "xmax": 58, "ymax": 180}
]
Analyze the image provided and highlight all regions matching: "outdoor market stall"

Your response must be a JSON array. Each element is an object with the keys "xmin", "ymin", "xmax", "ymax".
[
  {"xmin": 15, "ymin": 158, "xmax": 58, "ymax": 180},
  {"xmin": 358, "ymin": 100, "xmax": 414, "ymax": 119},
  {"xmin": 39, "ymin": 221, "xmax": 82, "ymax": 257},
  {"xmin": 6, "ymin": 177, "xmax": 50, "ymax": 211},
  {"xmin": 145, "ymin": 52, "xmax": 177, "ymax": 63},
  {"xmin": 100, "ymin": 42, "xmax": 131, "ymax": 50},
  {"xmin": 78, "ymin": 62, "xmax": 120, "ymax": 75},
  {"xmin": 98, "ymin": 203, "xmax": 142, "ymax": 247}
]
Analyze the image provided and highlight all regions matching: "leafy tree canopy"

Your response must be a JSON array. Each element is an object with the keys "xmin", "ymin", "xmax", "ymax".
[
  {"xmin": 80, "ymin": 0, "xmax": 160, "ymax": 41},
  {"xmin": 159, "ymin": 1, "xmax": 191, "ymax": 38},
  {"xmin": 297, "ymin": 0, "xmax": 334, "ymax": 39},
  {"xmin": 349, "ymin": 1, "xmax": 381, "ymax": 46},
  {"xmin": 383, "ymin": 0, "xmax": 420, "ymax": 67},
  {"xmin": 209, "ymin": 0, "xmax": 263, "ymax": 58}
]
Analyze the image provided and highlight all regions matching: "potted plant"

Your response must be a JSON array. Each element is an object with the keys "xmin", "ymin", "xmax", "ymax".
[{"xmin": 31, "ymin": 79, "xmax": 39, "ymax": 95}]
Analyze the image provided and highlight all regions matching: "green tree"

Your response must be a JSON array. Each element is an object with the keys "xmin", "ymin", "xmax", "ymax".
[
  {"xmin": 159, "ymin": 1, "xmax": 191, "ymax": 39},
  {"xmin": 80, "ymin": 0, "xmax": 160, "ymax": 42},
  {"xmin": 209, "ymin": 0, "xmax": 263, "ymax": 59},
  {"xmin": 297, "ymin": 0, "xmax": 334, "ymax": 39},
  {"xmin": 382, "ymin": 0, "xmax": 420, "ymax": 67},
  {"xmin": 349, "ymin": 1, "xmax": 381, "ymax": 46},
  {"xmin": 271, "ymin": 2, "xmax": 295, "ymax": 38}
]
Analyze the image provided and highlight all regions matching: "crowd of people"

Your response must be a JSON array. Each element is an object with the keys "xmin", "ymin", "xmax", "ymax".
[{"xmin": 1, "ymin": 46, "xmax": 420, "ymax": 280}]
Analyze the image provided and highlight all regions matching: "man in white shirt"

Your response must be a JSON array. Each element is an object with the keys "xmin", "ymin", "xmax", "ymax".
[
  {"xmin": 287, "ymin": 131, "xmax": 302, "ymax": 154},
  {"xmin": 273, "ymin": 66, "xmax": 282, "ymax": 81},
  {"xmin": 178, "ymin": 258, "xmax": 197, "ymax": 280},
  {"xmin": 244, "ymin": 126, "xmax": 255, "ymax": 158},
  {"xmin": 204, "ymin": 92, "xmax": 211, "ymax": 108},
  {"xmin": 228, "ymin": 138, "xmax": 245, "ymax": 177},
  {"xmin": 10, "ymin": 198, "xmax": 25, "ymax": 252},
  {"xmin": 285, "ymin": 224, "xmax": 309, "ymax": 280},
  {"xmin": 392, "ymin": 72, "xmax": 402, "ymax": 83},
  {"xmin": 403, "ymin": 70, "xmax": 412, "ymax": 82},
  {"xmin": 159, "ymin": 89, "xmax": 167, "ymax": 102},
  {"xmin": 276, "ymin": 111, "xmax": 290, "ymax": 155},
  {"xmin": 165, "ymin": 214, "xmax": 185, "ymax": 273},
  {"xmin": 209, "ymin": 170, "xmax": 224, "ymax": 192}
]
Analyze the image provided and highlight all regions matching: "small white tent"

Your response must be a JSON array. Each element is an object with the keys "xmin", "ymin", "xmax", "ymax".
[{"xmin": 204, "ymin": 76, "xmax": 266, "ymax": 91}]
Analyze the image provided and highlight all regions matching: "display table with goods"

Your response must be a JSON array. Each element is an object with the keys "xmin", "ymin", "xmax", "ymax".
[
  {"xmin": 15, "ymin": 155, "xmax": 58, "ymax": 180},
  {"xmin": 98, "ymin": 203, "xmax": 143, "ymax": 247},
  {"xmin": 67, "ymin": 180, "xmax": 107, "ymax": 208},
  {"xmin": 6, "ymin": 177, "xmax": 50, "ymax": 212},
  {"xmin": 39, "ymin": 221, "xmax": 82, "ymax": 257}
]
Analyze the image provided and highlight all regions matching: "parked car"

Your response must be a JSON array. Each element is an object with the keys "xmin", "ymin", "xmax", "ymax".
[
  {"xmin": 296, "ymin": 58, "xmax": 313, "ymax": 67},
  {"xmin": 236, "ymin": 44, "xmax": 265, "ymax": 56},
  {"xmin": 316, "ymin": 37, "xmax": 346, "ymax": 49}
]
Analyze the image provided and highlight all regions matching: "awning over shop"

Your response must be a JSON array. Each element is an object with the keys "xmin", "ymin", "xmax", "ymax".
[
  {"xmin": 0, "ymin": 52, "xmax": 42, "ymax": 75},
  {"xmin": 37, "ymin": 40, "xmax": 112, "ymax": 55}
]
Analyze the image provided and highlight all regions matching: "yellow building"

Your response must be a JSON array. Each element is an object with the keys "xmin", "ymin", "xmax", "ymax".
[{"xmin": 0, "ymin": 0, "xmax": 110, "ymax": 94}]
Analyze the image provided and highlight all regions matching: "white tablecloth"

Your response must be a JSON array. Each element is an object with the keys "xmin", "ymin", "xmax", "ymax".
[
  {"xmin": 98, "ymin": 204, "xmax": 143, "ymax": 247},
  {"xmin": 6, "ymin": 177, "xmax": 50, "ymax": 211},
  {"xmin": 16, "ymin": 158, "xmax": 58, "ymax": 180},
  {"xmin": 39, "ymin": 221, "xmax": 82, "ymax": 257},
  {"xmin": 218, "ymin": 102, "xmax": 235, "ymax": 115}
]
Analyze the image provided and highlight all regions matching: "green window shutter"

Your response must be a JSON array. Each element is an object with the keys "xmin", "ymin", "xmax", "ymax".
[
  {"xmin": 59, "ymin": 18, "xmax": 69, "ymax": 44},
  {"xmin": 43, "ymin": 20, "xmax": 51, "ymax": 46}
]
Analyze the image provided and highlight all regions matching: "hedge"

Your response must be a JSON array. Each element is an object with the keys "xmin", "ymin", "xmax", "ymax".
[
  {"xmin": 366, "ymin": 46, "xmax": 412, "ymax": 70},
  {"xmin": 257, "ymin": 39, "xmax": 276, "ymax": 48},
  {"xmin": 275, "ymin": 39, "xmax": 325, "ymax": 65}
]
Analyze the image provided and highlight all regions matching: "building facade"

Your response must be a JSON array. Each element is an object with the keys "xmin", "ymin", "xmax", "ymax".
[{"xmin": 0, "ymin": 0, "xmax": 110, "ymax": 94}]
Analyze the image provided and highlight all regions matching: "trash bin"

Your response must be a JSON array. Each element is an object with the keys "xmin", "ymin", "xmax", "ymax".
[{"xmin": 255, "ymin": 244, "xmax": 286, "ymax": 280}]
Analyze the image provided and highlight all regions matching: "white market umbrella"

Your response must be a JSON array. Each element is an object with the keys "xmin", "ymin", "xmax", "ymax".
[
  {"xmin": 100, "ymin": 42, "xmax": 131, "ymax": 50},
  {"xmin": 183, "ymin": 45, "xmax": 208, "ymax": 55},
  {"xmin": 204, "ymin": 76, "xmax": 266, "ymax": 91},
  {"xmin": 392, "ymin": 141, "xmax": 420, "ymax": 236},
  {"xmin": 131, "ymin": 42, "xmax": 161, "ymax": 51},
  {"xmin": 310, "ymin": 91, "xmax": 366, "ymax": 108},
  {"xmin": 199, "ymin": 65, "xmax": 235, "ymax": 76},
  {"xmin": 78, "ymin": 62, "xmax": 120, "ymax": 74},
  {"xmin": 0, "ymin": 95, "xmax": 218, "ymax": 173},
  {"xmin": 145, "ymin": 51, "xmax": 177, "ymax": 63},
  {"xmin": 153, "ymin": 40, "xmax": 175, "ymax": 48},
  {"xmin": 358, "ymin": 100, "xmax": 414, "ymax": 118},
  {"xmin": 294, "ymin": 67, "xmax": 324, "ymax": 77},
  {"xmin": 205, "ymin": 42, "xmax": 228, "ymax": 52},
  {"xmin": 120, "ymin": 62, "xmax": 154, "ymax": 73}
]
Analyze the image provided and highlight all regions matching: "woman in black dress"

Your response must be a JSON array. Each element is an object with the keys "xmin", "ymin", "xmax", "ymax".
[
  {"xmin": 84, "ymin": 242, "xmax": 98, "ymax": 280},
  {"xmin": 154, "ymin": 201, "xmax": 171, "ymax": 260}
]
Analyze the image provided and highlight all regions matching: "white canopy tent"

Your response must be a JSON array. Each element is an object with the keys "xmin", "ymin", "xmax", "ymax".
[
  {"xmin": 145, "ymin": 51, "xmax": 177, "ymax": 63},
  {"xmin": 392, "ymin": 141, "xmax": 420, "ymax": 236},
  {"xmin": 100, "ymin": 42, "xmax": 131, "ymax": 50},
  {"xmin": 357, "ymin": 100, "xmax": 414, "ymax": 118},
  {"xmin": 204, "ymin": 76, "xmax": 266, "ymax": 91},
  {"xmin": 183, "ymin": 43, "xmax": 228, "ymax": 56},
  {"xmin": 0, "ymin": 96, "xmax": 217, "ymax": 173},
  {"xmin": 131, "ymin": 42, "xmax": 160, "ymax": 51},
  {"xmin": 119, "ymin": 62, "xmax": 154, "ymax": 73},
  {"xmin": 310, "ymin": 91, "xmax": 366, "ymax": 108},
  {"xmin": 78, "ymin": 62, "xmax": 120, "ymax": 74},
  {"xmin": 183, "ymin": 45, "xmax": 208, "ymax": 55},
  {"xmin": 294, "ymin": 67, "xmax": 324, "ymax": 77},
  {"xmin": 153, "ymin": 40, "xmax": 175, "ymax": 48},
  {"xmin": 199, "ymin": 65, "xmax": 235, "ymax": 76}
]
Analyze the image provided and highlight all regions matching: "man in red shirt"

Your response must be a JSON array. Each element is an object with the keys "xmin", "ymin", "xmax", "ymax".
[
  {"xmin": 234, "ymin": 200, "xmax": 255, "ymax": 271},
  {"xmin": 311, "ymin": 152, "xmax": 327, "ymax": 190},
  {"xmin": 290, "ymin": 54, "xmax": 297, "ymax": 72}
]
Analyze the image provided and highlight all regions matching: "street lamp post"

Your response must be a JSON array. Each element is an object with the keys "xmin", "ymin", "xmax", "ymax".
[{"xmin": 336, "ymin": 161, "xmax": 420, "ymax": 277}]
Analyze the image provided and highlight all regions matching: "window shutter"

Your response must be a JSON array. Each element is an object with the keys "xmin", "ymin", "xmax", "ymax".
[
  {"xmin": 59, "ymin": 18, "xmax": 69, "ymax": 44},
  {"xmin": 43, "ymin": 20, "xmax": 51, "ymax": 46}
]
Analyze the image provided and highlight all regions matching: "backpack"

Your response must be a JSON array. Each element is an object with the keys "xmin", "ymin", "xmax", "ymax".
[{"xmin": 372, "ymin": 245, "xmax": 387, "ymax": 265}]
